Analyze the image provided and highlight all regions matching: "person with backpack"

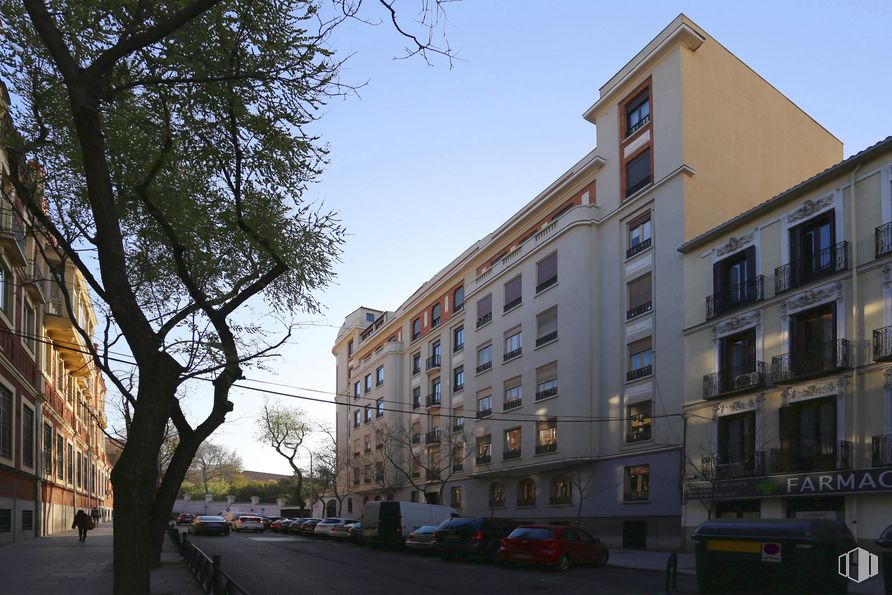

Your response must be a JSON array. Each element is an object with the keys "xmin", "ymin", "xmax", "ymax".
[{"xmin": 72, "ymin": 509, "xmax": 91, "ymax": 542}]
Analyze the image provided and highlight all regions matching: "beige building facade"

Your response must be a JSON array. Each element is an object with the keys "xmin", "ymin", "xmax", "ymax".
[
  {"xmin": 681, "ymin": 136, "xmax": 892, "ymax": 548},
  {"xmin": 332, "ymin": 15, "xmax": 843, "ymax": 549}
]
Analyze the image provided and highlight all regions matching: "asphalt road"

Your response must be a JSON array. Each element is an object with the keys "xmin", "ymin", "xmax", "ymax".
[{"xmin": 185, "ymin": 531, "xmax": 697, "ymax": 595}]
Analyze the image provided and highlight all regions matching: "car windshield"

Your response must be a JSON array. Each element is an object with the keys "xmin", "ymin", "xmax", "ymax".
[
  {"xmin": 508, "ymin": 527, "xmax": 553, "ymax": 540},
  {"xmin": 413, "ymin": 526, "xmax": 436, "ymax": 534},
  {"xmin": 198, "ymin": 516, "xmax": 225, "ymax": 521}
]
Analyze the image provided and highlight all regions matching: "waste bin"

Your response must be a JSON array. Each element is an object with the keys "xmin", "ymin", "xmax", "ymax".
[
  {"xmin": 691, "ymin": 518, "xmax": 856, "ymax": 594},
  {"xmin": 877, "ymin": 524, "xmax": 892, "ymax": 595}
]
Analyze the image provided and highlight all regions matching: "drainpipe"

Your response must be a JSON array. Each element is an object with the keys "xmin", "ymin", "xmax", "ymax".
[
  {"xmin": 34, "ymin": 398, "xmax": 43, "ymax": 537},
  {"xmin": 849, "ymin": 164, "xmax": 861, "ymax": 541}
]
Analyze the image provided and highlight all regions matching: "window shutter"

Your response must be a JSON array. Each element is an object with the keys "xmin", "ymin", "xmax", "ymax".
[
  {"xmin": 537, "ymin": 307, "xmax": 558, "ymax": 338},
  {"xmin": 629, "ymin": 274, "xmax": 652, "ymax": 309},
  {"xmin": 505, "ymin": 276, "xmax": 522, "ymax": 305},
  {"xmin": 478, "ymin": 294, "xmax": 492, "ymax": 318},
  {"xmin": 537, "ymin": 253, "xmax": 557, "ymax": 286}
]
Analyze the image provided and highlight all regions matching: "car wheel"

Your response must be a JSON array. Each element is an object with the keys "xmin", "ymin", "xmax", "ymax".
[
  {"xmin": 555, "ymin": 554, "xmax": 570, "ymax": 572},
  {"xmin": 594, "ymin": 551, "xmax": 609, "ymax": 567}
]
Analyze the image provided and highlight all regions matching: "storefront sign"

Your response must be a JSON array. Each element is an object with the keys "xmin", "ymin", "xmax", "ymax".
[{"xmin": 686, "ymin": 468, "xmax": 892, "ymax": 501}]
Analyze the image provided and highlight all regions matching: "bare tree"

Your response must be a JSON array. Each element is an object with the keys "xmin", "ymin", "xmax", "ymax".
[
  {"xmin": 567, "ymin": 464, "xmax": 598, "ymax": 527},
  {"xmin": 311, "ymin": 428, "xmax": 355, "ymax": 516},
  {"xmin": 256, "ymin": 403, "xmax": 312, "ymax": 508},
  {"xmin": 188, "ymin": 442, "xmax": 242, "ymax": 494}
]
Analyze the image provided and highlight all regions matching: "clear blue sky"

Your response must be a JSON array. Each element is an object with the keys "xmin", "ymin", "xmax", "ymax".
[{"xmin": 208, "ymin": 0, "xmax": 892, "ymax": 474}]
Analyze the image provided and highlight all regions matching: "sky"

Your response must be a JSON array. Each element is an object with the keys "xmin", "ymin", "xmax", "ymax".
[{"xmin": 172, "ymin": 0, "xmax": 892, "ymax": 475}]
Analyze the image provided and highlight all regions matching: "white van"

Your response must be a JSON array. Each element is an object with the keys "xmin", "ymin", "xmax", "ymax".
[{"xmin": 361, "ymin": 501, "xmax": 458, "ymax": 545}]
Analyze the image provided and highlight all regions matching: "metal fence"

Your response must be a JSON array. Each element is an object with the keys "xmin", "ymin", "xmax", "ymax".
[{"xmin": 167, "ymin": 527, "xmax": 249, "ymax": 595}]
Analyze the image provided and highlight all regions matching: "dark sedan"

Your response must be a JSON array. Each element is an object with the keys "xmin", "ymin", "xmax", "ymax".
[
  {"xmin": 190, "ymin": 515, "xmax": 231, "ymax": 536},
  {"xmin": 176, "ymin": 513, "xmax": 196, "ymax": 526},
  {"xmin": 299, "ymin": 518, "xmax": 323, "ymax": 535}
]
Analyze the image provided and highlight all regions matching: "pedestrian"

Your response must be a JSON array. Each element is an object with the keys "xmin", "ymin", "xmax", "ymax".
[
  {"xmin": 72, "ymin": 509, "xmax": 90, "ymax": 542},
  {"xmin": 91, "ymin": 508, "xmax": 100, "ymax": 526}
]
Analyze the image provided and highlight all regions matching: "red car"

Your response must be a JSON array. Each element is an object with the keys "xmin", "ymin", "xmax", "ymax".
[{"xmin": 497, "ymin": 525, "xmax": 609, "ymax": 571}]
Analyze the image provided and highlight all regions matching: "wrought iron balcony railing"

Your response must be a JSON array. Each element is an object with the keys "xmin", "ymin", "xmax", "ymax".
[
  {"xmin": 535, "ymin": 442, "xmax": 557, "ymax": 455},
  {"xmin": 769, "ymin": 441, "xmax": 851, "ymax": 474},
  {"xmin": 625, "ymin": 428, "xmax": 652, "ymax": 443},
  {"xmin": 775, "ymin": 241, "xmax": 848, "ymax": 294},
  {"xmin": 476, "ymin": 408, "xmax": 492, "ymax": 419},
  {"xmin": 503, "ymin": 297, "xmax": 522, "ymax": 312},
  {"xmin": 503, "ymin": 397, "xmax": 522, "ymax": 411},
  {"xmin": 426, "ymin": 393, "xmax": 441, "ymax": 407},
  {"xmin": 502, "ymin": 448, "xmax": 521, "ymax": 460},
  {"xmin": 536, "ymin": 276, "xmax": 558, "ymax": 293},
  {"xmin": 706, "ymin": 276, "xmax": 764, "ymax": 320},
  {"xmin": 476, "ymin": 361, "xmax": 492, "ymax": 374},
  {"xmin": 626, "ymin": 237, "xmax": 651, "ymax": 259},
  {"xmin": 871, "ymin": 434, "xmax": 892, "ymax": 467},
  {"xmin": 475, "ymin": 454, "xmax": 491, "ymax": 465},
  {"xmin": 703, "ymin": 362, "xmax": 766, "ymax": 399},
  {"xmin": 549, "ymin": 494, "xmax": 570, "ymax": 505},
  {"xmin": 535, "ymin": 331, "xmax": 558, "ymax": 347},
  {"xmin": 517, "ymin": 497, "xmax": 536, "ymax": 507},
  {"xmin": 876, "ymin": 222, "xmax": 892, "ymax": 258},
  {"xmin": 710, "ymin": 451, "xmax": 765, "ymax": 479},
  {"xmin": 503, "ymin": 347, "xmax": 522, "ymax": 361},
  {"xmin": 426, "ymin": 355, "xmax": 441, "ymax": 370},
  {"xmin": 535, "ymin": 386, "xmax": 558, "ymax": 401},
  {"xmin": 873, "ymin": 326, "xmax": 892, "ymax": 362},
  {"xmin": 626, "ymin": 301, "xmax": 652, "ymax": 320},
  {"xmin": 627, "ymin": 364, "xmax": 652, "ymax": 382},
  {"xmin": 425, "ymin": 469, "xmax": 441, "ymax": 481},
  {"xmin": 771, "ymin": 339, "xmax": 849, "ymax": 384},
  {"xmin": 476, "ymin": 312, "xmax": 492, "ymax": 328},
  {"xmin": 623, "ymin": 490, "xmax": 649, "ymax": 502},
  {"xmin": 425, "ymin": 428, "xmax": 441, "ymax": 444}
]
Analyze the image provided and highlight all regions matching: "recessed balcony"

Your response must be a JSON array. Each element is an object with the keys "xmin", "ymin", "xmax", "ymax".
[
  {"xmin": 873, "ymin": 326, "xmax": 892, "ymax": 362},
  {"xmin": 626, "ymin": 301, "xmax": 652, "ymax": 320},
  {"xmin": 425, "ymin": 428, "xmax": 441, "ymax": 445},
  {"xmin": 705, "ymin": 276, "xmax": 764, "ymax": 320},
  {"xmin": 626, "ymin": 364, "xmax": 652, "ymax": 382},
  {"xmin": 703, "ymin": 362, "xmax": 766, "ymax": 399},
  {"xmin": 876, "ymin": 222, "xmax": 892, "ymax": 258},
  {"xmin": 502, "ymin": 448, "xmax": 521, "ymax": 461},
  {"xmin": 871, "ymin": 434, "xmax": 892, "ymax": 467},
  {"xmin": 22, "ymin": 260, "xmax": 47, "ymax": 304},
  {"xmin": 770, "ymin": 339, "xmax": 849, "ymax": 384},
  {"xmin": 775, "ymin": 241, "xmax": 848, "ymax": 294},
  {"xmin": 426, "ymin": 354, "xmax": 441, "ymax": 371},
  {"xmin": 770, "ymin": 441, "xmax": 851, "ymax": 473}
]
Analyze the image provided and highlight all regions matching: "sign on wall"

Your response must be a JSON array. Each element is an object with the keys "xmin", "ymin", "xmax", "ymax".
[{"xmin": 686, "ymin": 468, "xmax": 892, "ymax": 501}]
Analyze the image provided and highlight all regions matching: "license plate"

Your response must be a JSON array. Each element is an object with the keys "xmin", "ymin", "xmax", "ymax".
[{"xmin": 706, "ymin": 539, "xmax": 761, "ymax": 554}]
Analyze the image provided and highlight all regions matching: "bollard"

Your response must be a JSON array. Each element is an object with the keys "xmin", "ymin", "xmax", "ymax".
[
  {"xmin": 663, "ymin": 552, "xmax": 678, "ymax": 594},
  {"xmin": 212, "ymin": 554, "xmax": 222, "ymax": 595}
]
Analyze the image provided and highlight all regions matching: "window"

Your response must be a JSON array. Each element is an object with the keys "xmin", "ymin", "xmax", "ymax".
[
  {"xmin": 476, "ymin": 294, "xmax": 492, "ymax": 328},
  {"xmin": 431, "ymin": 303, "xmax": 441, "ymax": 327},
  {"xmin": 0, "ymin": 509, "xmax": 9, "ymax": 533},
  {"xmin": 504, "ymin": 329, "xmax": 522, "ymax": 361},
  {"xmin": 452, "ymin": 407, "xmax": 464, "ymax": 430},
  {"xmin": 76, "ymin": 452, "xmax": 82, "ymax": 488},
  {"xmin": 624, "ymin": 465, "xmax": 650, "ymax": 501},
  {"xmin": 451, "ymin": 443, "xmax": 464, "ymax": 471},
  {"xmin": 347, "ymin": 498, "xmax": 353, "ymax": 514},
  {"xmin": 412, "ymin": 352, "xmax": 421, "ymax": 375},
  {"xmin": 348, "ymin": 339, "xmax": 353, "ymax": 357},
  {"xmin": 536, "ymin": 363, "xmax": 559, "ymax": 400},
  {"xmin": 453, "ymin": 286, "xmax": 464, "ymax": 312},
  {"xmin": 504, "ymin": 275, "xmax": 522, "ymax": 312},
  {"xmin": 536, "ymin": 307, "xmax": 558, "ymax": 347},
  {"xmin": 450, "ymin": 485, "xmax": 462, "ymax": 509},
  {"xmin": 363, "ymin": 436, "xmax": 371, "ymax": 454},
  {"xmin": 364, "ymin": 374, "xmax": 372, "ymax": 393},
  {"xmin": 536, "ymin": 418, "xmax": 557, "ymax": 454},
  {"xmin": 503, "ymin": 427, "xmax": 521, "ymax": 459},
  {"xmin": 353, "ymin": 410, "xmax": 361, "ymax": 428},
  {"xmin": 476, "ymin": 343, "xmax": 493, "ymax": 373},
  {"xmin": 718, "ymin": 411, "xmax": 756, "ymax": 474},
  {"xmin": 428, "ymin": 377, "xmax": 441, "ymax": 407},
  {"xmin": 375, "ymin": 366, "xmax": 384, "ymax": 386},
  {"xmin": 23, "ymin": 302, "xmax": 35, "ymax": 352},
  {"xmin": 488, "ymin": 481, "xmax": 505, "ymax": 507},
  {"xmin": 710, "ymin": 247, "xmax": 759, "ymax": 318},
  {"xmin": 627, "ymin": 213, "xmax": 652, "ymax": 258},
  {"xmin": 412, "ymin": 317, "xmax": 421, "ymax": 341},
  {"xmin": 353, "ymin": 381, "xmax": 361, "ymax": 398},
  {"xmin": 43, "ymin": 423, "xmax": 52, "ymax": 476},
  {"xmin": 364, "ymin": 406, "xmax": 372, "ymax": 423},
  {"xmin": 627, "ymin": 273, "xmax": 652, "ymax": 319},
  {"xmin": 779, "ymin": 396, "xmax": 838, "ymax": 472},
  {"xmin": 56, "ymin": 434, "xmax": 64, "ymax": 480},
  {"xmin": 625, "ymin": 148, "xmax": 652, "ymax": 198},
  {"xmin": 626, "ymin": 401, "xmax": 652, "ymax": 443},
  {"xmin": 550, "ymin": 476, "xmax": 571, "ymax": 505},
  {"xmin": 363, "ymin": 465, "xmax": 370, "ymax": 483},
  {"xmin": 0, "ymin": 262, "xmax": 12, "ymax": 317},
  {"xmin": 376, "ymin": 398, "xmax": 384, "ymax": 418},
  {"xmin": 22, "ymin": 405, "xmax": 33, "ymax": 468},
  {"xmin": 366, "ymin": 313, "xmax": 375, "ymax": 322},
  {"xmin": 503, "ymin": 378, "xmax": 522, "ymax": 411},
  {"xmin": 788, "ymin": 303, "xmax": 838, "ymax": 378},
  {"xmin": 429, "ymin": 341, "xmax": 441, "ymax": 369},
  {"xmin": 627, "ymin": 337, "xmax": 653, "ymax": 381},
  {"xmin": 22, "ymin": 509, "xmax": 33, "ymax": 532},
  {"xmin": 0, "ymin": 386, "xmax": 10, "ymax": 459},
  {"xmin": 453, "ymin": 326, "xmax": 464, "ymax": 352},
  {"xmin": 412, "ymin": 386, "xmax": 421, "ymax": 410},
  {"xmin": 625, "ymin": 88, "xmax": 650, "ymax": 137},
  {"xmin": 532, "ymin": 253, "xmax": 558, "ymax": 294},
  {"xmin": 787, "ymin": 211, "xmax": 839, "ymax": 289},
  {"xmin": 476, "ymin": 393, "xmax": 492, "ymax": 419},
  {"xmin": 713, "ymin": 329, "xmax": 759, "ymax": 395},
  {"xmin": 518, "ymin": 479, "xmax": 536, "ymax": 506},
  {"xmin": 476, "ymin": 434, "xmax": 492, "ymax": 464},
  {"xmin": 453, "ymin": 366, "xmax": 464, "ymax": 392},
  {"xmin": 67, "ymin": 443, "xmax": 73, "ymax": 483}
]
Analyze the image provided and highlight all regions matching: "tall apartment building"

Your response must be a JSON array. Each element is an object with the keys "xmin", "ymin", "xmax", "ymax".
[
  {"xmin": 0, "ymin": 84, "xmax": 113, "ymax": 544},
  {"xmin": 681, "ymin": 136, "xmax": 892, "ymax": 546},
  {"xmin": 332, "ymin": 15, "xmax": 842, "ymax": 549}
]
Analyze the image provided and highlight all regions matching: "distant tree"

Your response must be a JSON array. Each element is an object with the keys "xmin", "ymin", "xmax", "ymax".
[
  {"xmin": 256, "ymin": 403, "xmax": 312, "ymax": 508},
  {"xmin": 188, "ymin": 442, "xmax": 242, "ymax": 494}
]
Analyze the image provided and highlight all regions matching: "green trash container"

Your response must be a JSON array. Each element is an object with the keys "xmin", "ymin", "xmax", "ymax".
[
  {"xmin": 691, "ymin": 518, "xmax": 856, "ymax": 594},
  {"xmin": 877, "ymin": 524, "xmax": 892, "ymax": 595}
]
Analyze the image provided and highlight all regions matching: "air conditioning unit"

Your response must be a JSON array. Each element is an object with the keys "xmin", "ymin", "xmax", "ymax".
[{"xmin": 733, "ymin": 373, "xmax": 757, "ymax": 389}]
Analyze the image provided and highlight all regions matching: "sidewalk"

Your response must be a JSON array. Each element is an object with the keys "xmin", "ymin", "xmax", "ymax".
[
  {"xmin": 0, "ymin": 523, "xmax": 202, "ymax": 595},
  {"xmin": 607, "ymin": 548, "xmax": 885, "ymax": 594}
]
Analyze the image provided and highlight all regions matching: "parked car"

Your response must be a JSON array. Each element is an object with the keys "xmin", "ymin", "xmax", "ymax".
[
  {"xmin": 497, "ymin": 525, "xmax": 609, "ymax": 571},
  {"xmin": 432, "ymin": 517, "xmax": 524, "ymax": 562},
  {"xmin": 299, "ymin": 519, "xmax": 324, "ymax": 534},
  {"xmin": 329, "ymin": 522, "xmax": 357, "ymax": 540},
  {"xmin": 261, "ymin": 516, "xmax": 281, "ymax": 530},
  {"xmin": 189, "ymin": 515, "xmax": 231, "ymax": 536},
  {"xmin": 361, "ymin": 501, "xmax": 459, "ymax": 545},
  {"xmin": 313, "ymin": 518, "xmax": 355, "ymax": 537},
  {"xmin": 347, "ymin": 521, "xmax": 363, "ymax": 544},
  {"xmin": 234, "ymin": 515, "xmax": 265, "ymax": 532},
  {"xmin": 175, "ymin": 513, "xmax": 195, "ymax": 526},
  {"xmin": 405, "ymin": 525, "xmax": 438, "ymax": 553},
  {"xmin": 287, "ymin": 518, "xmax": 309, "ymax": 534},
  {"xmin": 270, "ymin": 519, "xmax": 291, "ymax": 532}
]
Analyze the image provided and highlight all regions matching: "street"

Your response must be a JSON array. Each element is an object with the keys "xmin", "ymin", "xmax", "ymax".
[{"xmin": 185, "ymin": 532, "xmax": 697, "ymax": 595}]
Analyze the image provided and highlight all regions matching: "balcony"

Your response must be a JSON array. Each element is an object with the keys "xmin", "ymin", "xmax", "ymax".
[
  {"xmin": 502, "ymin": 448, "xmax": 521, "ymax": 460},
  {"xmin": 873, "ymin": 326, "xmax": 892, "ymax": 361},
  {"xmin": 626, "ymin": 237, "xmax": 651, "ymax": 259},
  {"xmin": 703, "ymin": 362, "xmax": 766, "ymax": 399},
  {"xmin": 535, "ymin": 442, "xmax": 557, "ymax": 455},
  {"xmin": 627, "ymin": 364, "xmax": 652, "ymax": 382},
  {"xmin": 770, "ymin": 441, "xmax": 852, "ymax": 474},
  {"xmin": 626, "ymin": 301, "xmax": 652, "ymax": 320},
  {"xmin": 535, "ymin": 331, "xmax": 558, "ymax": 347},
  {"xmin": 503, "ymin": 397, "xmax": 522, "ymax": 411},
  {"xmin": 426, "ymin": 354, "xmax": 441, "ymax": 371},
  {"xmin": 535, "ymin": 386, "xmax": 558, "ymax": 401},
  {"xmin": 22, "ymin": 260, "xmax": 47, "ymax": 304},
  {"xmin": 626, "ymin": 113, "xmax": 650, "ymax": 137},
  {"xmin": 706, "ymin": 451, "xmax": 766, "ymax": 479},
  {"xmin": 536, "ymin": 276, "xmax": 558, "ymax": 293},
  {"xmin": 425, "ymin": 428, "xmax": 441, "ymax": 445},
  {"xmin": 476, "ymin": 361, "xmax": 492, "ymax": 374},
  {"xmin": 625, "ymin": 428, "xmax": 652, "ymax": 443},
  {"xmin": 0, "ymin": 208, "xmax": 27, "ymax": 267},
  {"xmin": 549, "ymin": 494, "xmax": 570, "ymax": 506},
  {"xmin": 706, "ymin": 276, "xmax": 765, "ymax": 320},
  {"xmin": 453, "ymin": 382, "xmax": 464, "ymax": 392},
  {"xmin": 476, "ymin": 312, "xmax": 492, "ymax": 328},
  {"xmin": 775, "ymin": 241, "xmax": 848, "ymax": 294},
  {"xmin": 503, "ymin": 347, "xmax": 522, "ymax": 362},
  {"xmin": 426, "ymin": 393, "xmax": 441, "ymax": 408},
  {"xmin": 475, "ymin": 454, "xmax": 491, "ymax": 465},
  {"xmin": 503, "ymin": 297, "xmax": 522, "ymax": 312},
  {"xmin": 871, "ymin": 435, "xmax": 892, "ymax": 467},
  {"xmin": 771, "ymin": 339, "xmax": 849, "ymax": 384},
  {"xmin": 475, "ymin": 408, "xmax": 492, "ymax": 419},
  {"xmin": 876, "ymin": 222, "xmax": 892, "ymax": 258},
  {"xmin": 517, "ymin": 497, "xmax": 536, "ymax": 507},
  {"xmin": 623, "ymin": 490, "xmax": 649, "ymax": 502}
]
